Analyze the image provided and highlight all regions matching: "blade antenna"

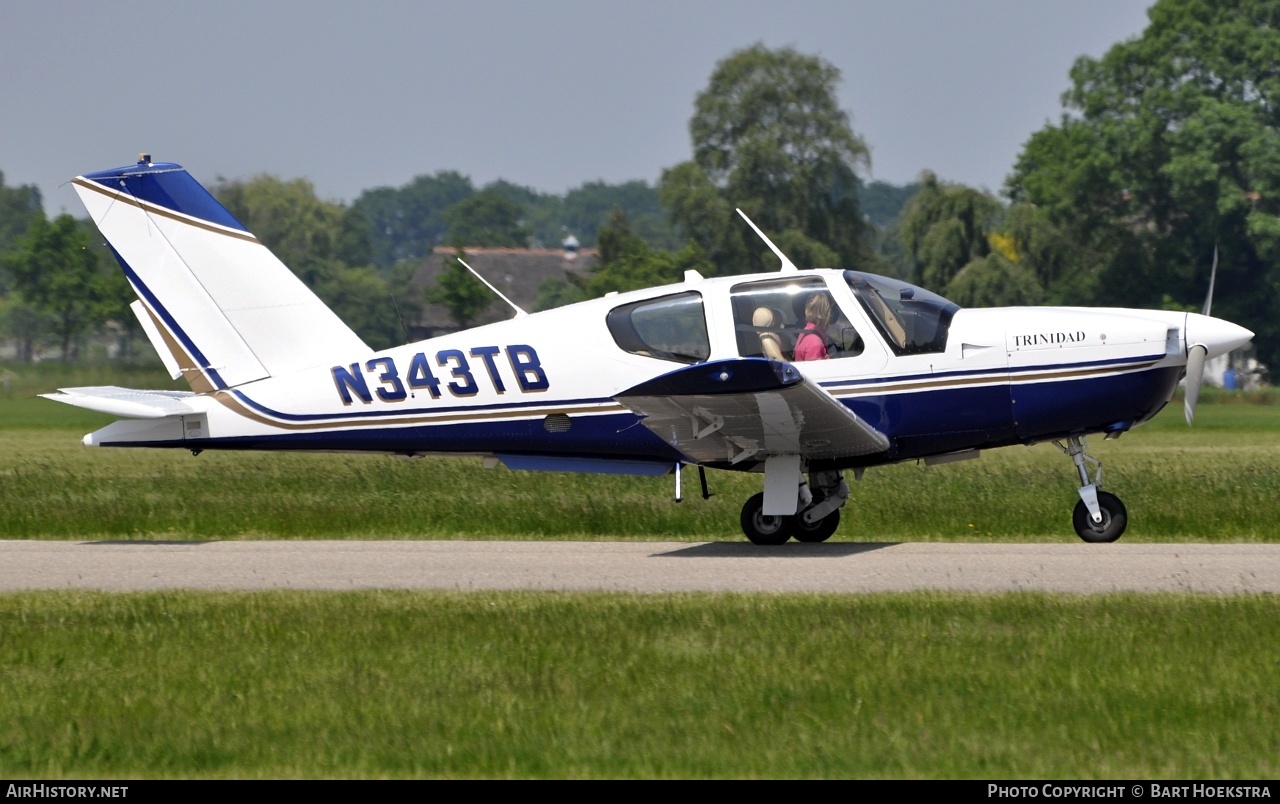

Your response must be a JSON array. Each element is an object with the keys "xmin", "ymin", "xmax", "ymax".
[
  {"xmin": 458, "ymin": 258, "xmax": 527, "ymax": 318},
  {"xmin": 736, "ymin": 208, "xmax": 799, "ymax": 273},
  {"xmin": 389, "ymin": 290, "xmax": 409, "ymax": 343},
  {"xmin": 1202, "ymin": 243, "xmax": 1218, "ymax": 316}
]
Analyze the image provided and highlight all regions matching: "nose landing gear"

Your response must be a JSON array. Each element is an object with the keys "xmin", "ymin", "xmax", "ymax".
[{"xmin": 1057, "ymin": 435, "xmax": 1127, "ymax": 543}]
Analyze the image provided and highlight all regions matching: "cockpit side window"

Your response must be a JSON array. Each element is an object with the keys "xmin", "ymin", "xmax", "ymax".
[
  {"xmin": 844, "ymin": 271, "xmax": 959, "ymax": 356},
  {"xmin": 606, "ymin": 292, "xmax": 710, "ymax": 364},
  {"xmin": 730, "ymin": 277, "xmax": 866, "ymax": 362}
]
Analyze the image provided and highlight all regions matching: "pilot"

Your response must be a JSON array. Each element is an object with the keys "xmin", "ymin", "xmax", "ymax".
[{"xmin": 793, "ymin": 294, "xmax": 832, "ymax": 361}]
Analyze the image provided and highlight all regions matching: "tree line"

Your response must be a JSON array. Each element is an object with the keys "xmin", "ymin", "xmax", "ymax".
[{"xmin": 4, "ymin": 0, "xmax": 1277, "ymax": 370}]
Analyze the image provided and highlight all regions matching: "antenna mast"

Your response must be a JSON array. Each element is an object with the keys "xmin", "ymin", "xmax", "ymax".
[
  {"xmin": 458, "ymin": 257, "xmax": 527, "ymax": 318},
  {"xmin": 736, "ymin": 208, "xmax": 799, "ymax": 273}
]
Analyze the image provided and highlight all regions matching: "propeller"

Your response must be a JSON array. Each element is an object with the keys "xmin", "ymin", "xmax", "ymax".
[
  {"xmin": 1185, "ymin": 245, "xmax": 1217, "ymax": 426},
  {"xmin": 1202, "ymin": 245, "xmax": 1217, "ymax": 318},
  {"xmin": 1184, "ymin": 343, "xmax": 1207, "ymax": 425}
]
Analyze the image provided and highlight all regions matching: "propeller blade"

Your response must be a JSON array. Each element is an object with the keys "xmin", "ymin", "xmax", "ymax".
[
  {"xmin": 1202, "ymin": 244, "xmax": 1218, "ymax": 317},
  {"xmin": 1184, "ymin": 344, "xmax": 1207, "ymax": 425}
]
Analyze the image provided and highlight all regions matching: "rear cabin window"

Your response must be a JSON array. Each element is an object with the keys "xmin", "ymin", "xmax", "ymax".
[
  {"xmin": 731, "ymin": 277, "xmax": 866, "ymax": 362},
  {"xmin": 606, "ymin": 292, "xmax": 710, "ymax": 364}
]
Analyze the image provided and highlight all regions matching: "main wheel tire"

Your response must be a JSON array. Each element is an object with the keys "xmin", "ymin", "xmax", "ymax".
[
  {"xmin": 1072, "ymin": 491, "xmax": 1128, "ymax": 543},
  {"xmin": 793, "ymin": 508, "xmax": 840, "ymax": 543},
  {"xmin": 740, "ymin": 492, "xmax": 793, "ymax": 545}
]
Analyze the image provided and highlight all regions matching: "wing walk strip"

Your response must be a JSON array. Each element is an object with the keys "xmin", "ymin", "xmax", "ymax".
[{"xmin": 72, "ymin": 178, "xmax": 258, "ymax": 243}]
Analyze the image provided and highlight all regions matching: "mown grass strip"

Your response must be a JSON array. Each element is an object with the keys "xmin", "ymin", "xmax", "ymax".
[{"xmin": 0, "ymin": 590, "xmax": 1276, "ymax": 779}]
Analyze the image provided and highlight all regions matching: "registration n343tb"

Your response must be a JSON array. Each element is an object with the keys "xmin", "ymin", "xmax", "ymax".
[{"xmin": 47, "ymin": 157, "xmax": 1254, "ymax": 544}]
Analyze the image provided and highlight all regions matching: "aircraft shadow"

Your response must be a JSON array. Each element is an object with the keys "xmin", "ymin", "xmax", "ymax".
[{"xmin": 655, "ymin": 542, "xmax": 898, "ymax": 558}]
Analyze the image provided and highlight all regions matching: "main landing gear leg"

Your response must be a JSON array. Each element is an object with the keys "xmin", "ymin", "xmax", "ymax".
[
  {"xmin": 739, "ymin": 464, "xmax": 848, "ymax": 545},
  {"xmin": 1056, "ymin": 435, "xmax": 1127, "ymax": 543},
  {"xmin": 792, "ymin": 469, "xmax": 848, "ymax": 543}
]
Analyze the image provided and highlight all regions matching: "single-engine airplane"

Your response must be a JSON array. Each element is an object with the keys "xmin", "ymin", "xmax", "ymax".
[{"xmin": 46, "ymin": 156, "xmax": 1254, "ymax": 544}]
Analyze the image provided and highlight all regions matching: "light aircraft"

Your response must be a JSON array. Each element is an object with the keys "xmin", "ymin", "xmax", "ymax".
[{"xmin": 47, "ymin": 156, "xmax": 1254, "ymax": 544}]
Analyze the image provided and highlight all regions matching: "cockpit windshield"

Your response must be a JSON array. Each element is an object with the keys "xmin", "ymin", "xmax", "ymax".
[{"xmin": 844, "ymin": 271, "xmax": 959, "ymax": 356}]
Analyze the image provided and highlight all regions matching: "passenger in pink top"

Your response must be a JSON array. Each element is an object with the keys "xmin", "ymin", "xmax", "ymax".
[{"xmin": 793, "ymin": 294, "xmax": 832, "ymax": 361}]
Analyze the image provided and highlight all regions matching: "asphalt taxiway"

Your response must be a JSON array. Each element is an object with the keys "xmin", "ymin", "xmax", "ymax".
[{"xmin": 1, "ymin": 540, "xmax": 1277, "ymax": 594}]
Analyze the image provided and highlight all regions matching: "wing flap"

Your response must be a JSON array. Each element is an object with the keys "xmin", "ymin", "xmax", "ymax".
[
  {"xmin": 40, "ymin": 386, "xmax": 197, "ymax": 419},
  {"xmin": 615, "ymin": 358, "xmax": 889, "ymax": 465}
]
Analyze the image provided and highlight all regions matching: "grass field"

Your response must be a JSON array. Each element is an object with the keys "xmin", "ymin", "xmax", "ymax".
[
  {"xmin": 1, "ymin": 590, "xmax": 1277, "ymax": 779},
  {"xmin": 2, "ymin": 363, "xmax": 1279, "ymax": 541}
]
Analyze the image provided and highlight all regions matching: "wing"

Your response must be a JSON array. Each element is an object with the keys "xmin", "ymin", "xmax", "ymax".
[{"xmin": 615, "ymin": 358, "xmax": 888, "ymax": 466}]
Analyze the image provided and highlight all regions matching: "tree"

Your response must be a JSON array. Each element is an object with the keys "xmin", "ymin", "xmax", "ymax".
[
  {"xmin": 0, "ymin": 295, "xmax": 53, "ymax": 364},
  {"xmin": 215, "ymin": 175, "xmax": 364, "ymax": 285},
  {"xmin": 78, "ymin": 217, "xmax": 140, "ymax": 360},
  {"xmin": 444, "ymin": 190, "xmax": 530, "ymax": 247},
  {"xmin": 945, "ymin": 253, "xmax": 1044, "ymax": 308},
  {"xmin": 561, "ymin": 180, "xmax": 675, "ymax": 249},
  {"xmin": 900, "ymin": 171, "xmax": 1003, "ymax": 290},
  {"xmin": 352, "ymin": 171, "xmax": 476, "ymax": 269},
  {"xmin": 533, "ymin": 277, "xmax": 583, "ymax": 311},
  {"xmin": 315, "ymin": 263, "xmax": 419, "ymax": 352},
  {"xmin": 4, "ymin": 215, "xmax": 113, "ymax": 361},
  {"xmin": 583, "ymin": 207, "xmax": 713, "ymax": 296},
  {"xmin": 860, "ymin": 180, "xmax": 922, "ymax": 230},
  {"xmin": 427, "ymin": 248, "xmax": 491, "ymax": 329},
  {"xmin": 215, "ymin": 175, "xmax": 416, "ymax": 349},
  {"xmin": 659, "ymin": 44, "xmax": 875, "ymax": 274},
  {"xmin": 0, "ymin": 170, "xmax": 43, "ymax": 262},
  {"xmin": 1006, "ymin": 0, "xmax": 1280, "ymax": 367},
  {"xmin": 893, "ymin": 172, "xmax": 1047, "ymax": 307},
  {"xmin": 596, "ymin": 206, "xmax": 643, "ymax": 267}
]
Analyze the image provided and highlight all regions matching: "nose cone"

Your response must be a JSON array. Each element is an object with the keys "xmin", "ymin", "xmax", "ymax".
[{"xmin": 1185, "ymin": 313, "xmax": 1253, "ymax": 360}]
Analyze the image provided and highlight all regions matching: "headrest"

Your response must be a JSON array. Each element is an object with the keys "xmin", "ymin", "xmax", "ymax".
[{"xmin": 752, "ymin": 307, "xmax": 780, "ymax": 328}]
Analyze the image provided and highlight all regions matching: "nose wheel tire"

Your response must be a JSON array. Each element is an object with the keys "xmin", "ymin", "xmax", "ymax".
[
  {"xmin": 792, "ymin": 509, "xmax": 840, "ymax": 543},
  {"xmin": 1072, "ymin": 491, "xmax": 1127, "ymax": 543},
  {"xmin": 740, "ymin": 492, "xmax": 793, "ymax": 545}
]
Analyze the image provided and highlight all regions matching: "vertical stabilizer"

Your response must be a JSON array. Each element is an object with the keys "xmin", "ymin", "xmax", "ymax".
[{"xmin": 74, "ymin": 158, "xmax": 371, "ymax": 391}]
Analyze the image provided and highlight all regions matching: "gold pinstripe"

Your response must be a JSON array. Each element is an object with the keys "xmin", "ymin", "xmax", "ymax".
[{"xmin": 209, "ymin": 390, "xmax": 629, "ymax": 431}]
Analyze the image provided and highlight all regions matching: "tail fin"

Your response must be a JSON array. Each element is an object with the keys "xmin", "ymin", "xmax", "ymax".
[{"xmin": 74, "ymin": 157, "xmax": 370, "ymax": 392}]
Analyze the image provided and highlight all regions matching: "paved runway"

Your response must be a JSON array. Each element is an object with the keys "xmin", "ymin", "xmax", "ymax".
[{"xmin": 1, "ymin": 540, "xmax": 1277, "ymax": 594}]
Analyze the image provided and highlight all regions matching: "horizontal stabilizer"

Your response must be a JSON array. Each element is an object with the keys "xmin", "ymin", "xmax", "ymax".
[
  {"xmin": 615, "ymin": 358, "xmax": 889, "ymax": 465},
  {"xmin": 40, "ymin": 386, "xmax": 196, "ymax": 419}
]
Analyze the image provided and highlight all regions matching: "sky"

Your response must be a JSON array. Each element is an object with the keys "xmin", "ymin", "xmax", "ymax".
[{"xmin": 2, "ymin": 0, "xmax": 1155, "ymax": 217}]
